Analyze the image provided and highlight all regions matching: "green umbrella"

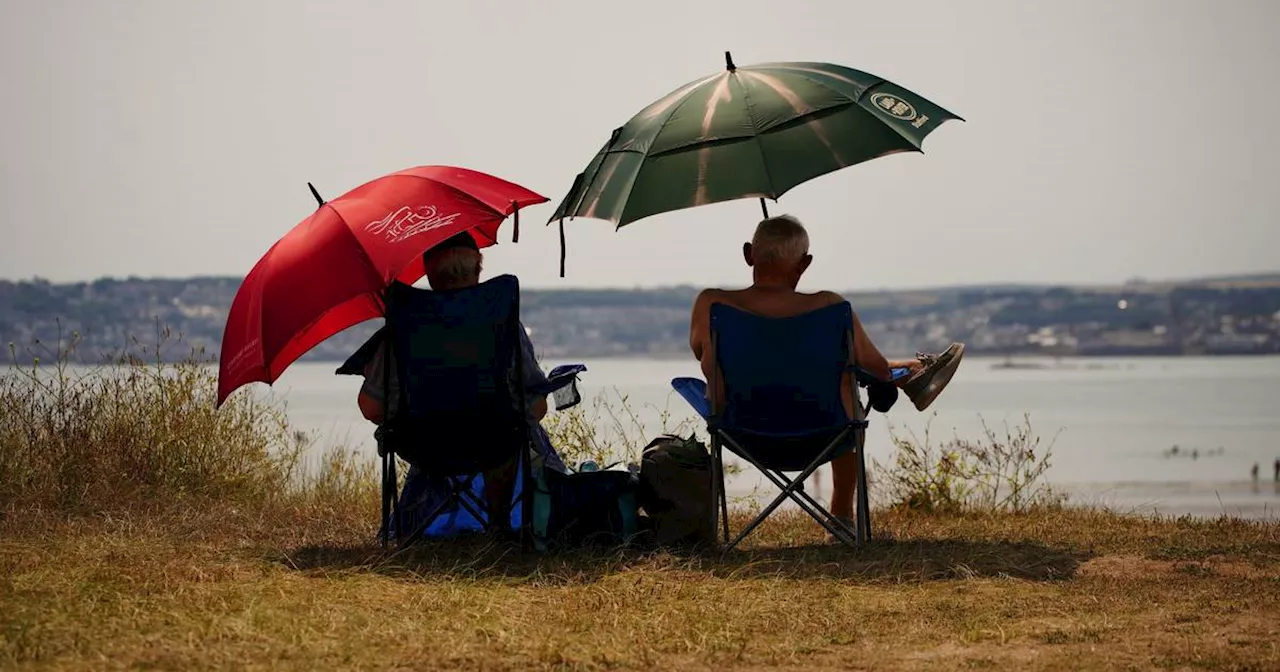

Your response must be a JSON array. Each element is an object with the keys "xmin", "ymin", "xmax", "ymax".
[{"xmin": 549, "ymin": 52, "xmax": 961, "ymax": 274}]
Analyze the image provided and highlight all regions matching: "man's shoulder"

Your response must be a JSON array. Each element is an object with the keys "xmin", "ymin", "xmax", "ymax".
[
  {"xmin": 693, "ymin": 287, "xmax": 733, "ymax": 308},
  {"xmin": 798, "ymin": 289, "xmax": 846, "ymax": 307}
]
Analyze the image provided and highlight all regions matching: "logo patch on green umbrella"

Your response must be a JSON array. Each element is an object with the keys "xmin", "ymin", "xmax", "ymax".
[{"xmin": 871, "ymin": 92, "xmax": 918, "ymax": 121}]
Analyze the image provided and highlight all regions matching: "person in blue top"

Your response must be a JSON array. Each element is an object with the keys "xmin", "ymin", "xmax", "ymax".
[{"xmin": 356, "ymin": 232, "xmax": 567, "ymax": 535}]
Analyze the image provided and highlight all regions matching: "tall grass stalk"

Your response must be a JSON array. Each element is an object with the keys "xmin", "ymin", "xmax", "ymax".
[
  {"xmin": 1, "ymin": 327, "xmax": 372, "ymax": 516},
  {"xmin": 875, "ymin": 413, "xmax": 1063, "ymax": 513}
]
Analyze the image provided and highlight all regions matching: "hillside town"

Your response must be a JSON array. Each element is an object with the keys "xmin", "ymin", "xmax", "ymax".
[{"xmin": 2, "ymin": 275, "xmax": 1279, "ymax": 365}]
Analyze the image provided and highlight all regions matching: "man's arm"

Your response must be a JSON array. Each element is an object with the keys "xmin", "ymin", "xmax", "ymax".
[
  {"xmin": 517, "ymin": 322, "xmax": 551, "ymax": 421},
  {"xmin": 819, "ymin": 291, "xmax": 891, "ymax": 381},
  {"xmin": 689, "ymin": 289, "xmax": 713, "ymax": 362},
  {"xmin": 689, "ymin": 289, "xmax": 720, "ymax": 383},
  {"xmin": 357, "ymin": 343, "xmax": 388, "ymax": 424},
  {"xmin": 851, "ymin": 311, "xmax": 891, "ymax": 382},
  {"xmin": 529, "ymin": 396, "xmax": 548, "ymax": 421}
]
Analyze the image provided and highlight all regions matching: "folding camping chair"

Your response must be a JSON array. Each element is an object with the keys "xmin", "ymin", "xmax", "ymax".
[
  {"xmin": 374, "ymin": 274, "xmax": 536, "ymax": 547},
  {"xmin": 672, "ymin": 301, "xmax": 876, "ymax": 550},
  {"xmin": 336, "ymin": 277, "xmax": 586, "ymax": 548}
]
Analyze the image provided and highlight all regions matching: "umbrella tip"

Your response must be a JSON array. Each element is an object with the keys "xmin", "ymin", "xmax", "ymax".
[
  {"xmin": 724, "ymin": 51, "xmax": 736, "ymax": 72},
  {"xmin": 307, "ymin": 182, "xmax": 325, "ymax": 207}
]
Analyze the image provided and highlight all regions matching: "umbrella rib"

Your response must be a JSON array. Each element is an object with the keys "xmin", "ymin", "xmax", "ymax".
[
  {"xmin": 611, "ymin": 78, "xmax": 715, "ymax": 225},
  {"xmin": 261, "ymin": 206, "xmax": 384, "ymax": 380},
  {"xmin": 734, "ymin": 74, "xmax": 779, "ymax": 202},
  {"xmin": 609, "ymin": 153, "xmax": 651, "ymax": 228},
  {"xmin": 644, "ymin": 102, "xmax": 854, "ymax": 159},
  {"xmin": 652, "ymin": 74, "xmax": 724, "ymax": 145}
]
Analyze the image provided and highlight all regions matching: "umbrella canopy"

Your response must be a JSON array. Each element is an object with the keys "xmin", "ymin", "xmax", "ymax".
[
  {"xmin": 550, "ymin": 53, "xmax": 962, "ymax": 233},
  {"xmin": 217, "ymin": 165, "xmax": 547, "ymax": 406}
]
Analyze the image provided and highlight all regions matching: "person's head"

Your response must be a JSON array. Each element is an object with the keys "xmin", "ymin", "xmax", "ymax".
[
  {"xmin": 743, "ymin": 214, "xmax": 812, "ymax": 286},
  {"xmin": 423, "ymin": 232, "xmax": 483, "ymax": 290}
]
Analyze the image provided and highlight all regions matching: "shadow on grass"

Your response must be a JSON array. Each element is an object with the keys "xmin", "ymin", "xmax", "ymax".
[{"xmin": 271, "ymin": 533, "xmax": 1088, "ymax": 585}]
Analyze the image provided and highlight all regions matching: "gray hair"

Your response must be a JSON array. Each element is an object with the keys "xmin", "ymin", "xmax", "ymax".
[
  {"xmin": 424, "ymin": 247, "xmax": 482, "ymax": 287},
  {"xmin": 751, "ymin": 214, "xmax": 810, "ymax": 265}
]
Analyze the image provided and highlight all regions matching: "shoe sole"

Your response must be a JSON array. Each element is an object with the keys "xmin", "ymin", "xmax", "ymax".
[{"xmin": 911, "ymin": 343, "xmax": 965, "ymax": 411}]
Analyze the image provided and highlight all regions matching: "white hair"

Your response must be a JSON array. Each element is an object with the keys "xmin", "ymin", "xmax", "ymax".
[
  {"xmin": 751, "ymin": 215, "xmax": 810, "ymax": 265},
  {"xmin": 425, "ymin": 247, "xmax": 482, "ymax": 288}
]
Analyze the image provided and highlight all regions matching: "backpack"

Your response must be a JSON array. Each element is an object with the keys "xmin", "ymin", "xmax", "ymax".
[
  {"xmin": 531, "ymin": 463, "xmax": 640, "ymax": 550},
  {"xmin": 637, "ymin": 434, "xmax": 716, "ymax": 548}
]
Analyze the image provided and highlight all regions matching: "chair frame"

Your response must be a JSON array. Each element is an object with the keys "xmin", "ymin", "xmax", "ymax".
[{"xmin": 704, "ymin": 305, "xmax": 872, "ymax": 551}]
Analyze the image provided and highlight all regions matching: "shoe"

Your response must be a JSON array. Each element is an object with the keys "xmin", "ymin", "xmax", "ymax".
[{"xmin": 902, "ymin": 343, "xmax": 965, "ymax": 412}]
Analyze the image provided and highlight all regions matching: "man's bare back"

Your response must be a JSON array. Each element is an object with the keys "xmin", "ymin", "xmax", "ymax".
[
  {"xmin": 703, "ymin": 286, "xmax": 842, "ymax": 318},
  {"xmin": 690, "ymin": 286, "xmax": 890, "ymax": 385}
]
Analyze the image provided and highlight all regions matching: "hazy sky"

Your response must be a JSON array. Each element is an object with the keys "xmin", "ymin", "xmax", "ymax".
[{"xmin": 1, "ymin": 0, "xmax": 1277, "ymax": 291}]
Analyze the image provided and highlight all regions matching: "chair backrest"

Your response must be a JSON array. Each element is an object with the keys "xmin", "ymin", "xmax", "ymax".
[
  {"xmin": 382, "ymin": 274, "xmax": 526, "ymax": 470},
  {"xmin": 711, "ymin": 301, "xmax": 854, "ymax": 435}
]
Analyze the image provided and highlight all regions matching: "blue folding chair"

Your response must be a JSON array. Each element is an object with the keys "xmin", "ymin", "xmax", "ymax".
[
  {"xmin": 374, "ymin": 274, "xmax": 536, "ymax": 547},
  {"xmin": 336, "ymin": 275, "xmax": 586, "ymax": 548},
  {"xmin": 673, "ymin": 302, "xmax": 890, "ymax": 550}
]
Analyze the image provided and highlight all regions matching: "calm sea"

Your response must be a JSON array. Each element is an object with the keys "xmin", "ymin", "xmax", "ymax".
[{"xmin": 268, "ymin": 355, "xmax": 1280, "ymax": 520}]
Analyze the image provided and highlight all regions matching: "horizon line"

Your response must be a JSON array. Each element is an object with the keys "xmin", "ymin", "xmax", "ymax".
[{"xmin": 3, "ymin": 269, "xmax": 1280, "ymax": 295}]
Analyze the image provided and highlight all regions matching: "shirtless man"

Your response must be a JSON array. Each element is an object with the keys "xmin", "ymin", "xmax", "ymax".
[{"xmin": 689, "ymin": 214, "xmax": 964, "ymax": 523}]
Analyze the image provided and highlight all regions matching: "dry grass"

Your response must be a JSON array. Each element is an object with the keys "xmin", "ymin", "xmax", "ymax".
[
  {"xmin": 4, "ymin": 340, "xmax": 1280, "ymax": 670},
  {"xmin": 3, "ymin": 504, "xmax": 1279, "ymax": 671}
]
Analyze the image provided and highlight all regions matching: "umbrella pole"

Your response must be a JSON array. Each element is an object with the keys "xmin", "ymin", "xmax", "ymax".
[
  {"xmin": 558, "ymin": 218, "xmax": 567, "ymax": 278},
  {"xmin": 760, "ymin": 198, "xmax": 769, "ymax": 219}
]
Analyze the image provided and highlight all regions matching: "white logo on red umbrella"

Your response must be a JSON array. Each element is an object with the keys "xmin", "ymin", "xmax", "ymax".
[{"xmin": 365, "ymin": 205, "xmax": 462, "ymax": 243}]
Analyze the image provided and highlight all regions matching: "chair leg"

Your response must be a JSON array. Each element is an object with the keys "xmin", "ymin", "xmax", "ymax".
[
  {"xmin": 710, "ymin": 435, "xmax": 729, "ymax": 544},
  {"xmin": 390, "ymin": 457, "xmax": 401, "ymax": 541},
  {"xmin": 720, "ymin": 430, "xmax": 857, "ymax": 550},
  {"xmin": 784, "ymin": 479, "xmax": 857, "ymax": 547},
  {"xmin": 397, "ymin": 474, "xmax": 485, "ymax": 550},
  {"xmin": 720, "ymin": 481, "xmax": 730, "ymax": 545},
  {"xmin": 454, "ymin": 487, "xmax": 491, "ymax": 531},
  {"xmin": 726, "ymin": 470, "xmax": 818, "ymax": 550},
  {"xmin": 728, "ymin": 465, "xmax": 852, "ymax": 549},
  {"xmin": 521, "ymin": 448, "xmax": 534, "ymax": 551},
  {"xmin": 855, "ymin": 440, "xmax": 872, "ymax": 544},
  {"xmin": 717, "ymin": 444, "xmax": 730, "ymax": 544},
  {"xmin": 380, "ymin": 452, "xmax": 392, "ymax": 548}
]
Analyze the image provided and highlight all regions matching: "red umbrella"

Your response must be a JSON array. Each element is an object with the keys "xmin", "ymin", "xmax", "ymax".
[{"xmin": 217, "ymin": 165, "xmax": 547, "ymax": 406}]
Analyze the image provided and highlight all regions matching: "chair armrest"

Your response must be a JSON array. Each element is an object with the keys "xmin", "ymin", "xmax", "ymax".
[
  {"xmin": 671, "ymin": 377, "xmax": 712, "ymax": 420},
  {"xmin": 848, "ymin": 365, "xmax": 911, "ymax": 385},
  {"xmin": 532, "ymin": 364, "xmax": 588, "ymax": 411},
  {"xmin": 528, "ymin": 364, "xmax": 587, "ymax": 396}
]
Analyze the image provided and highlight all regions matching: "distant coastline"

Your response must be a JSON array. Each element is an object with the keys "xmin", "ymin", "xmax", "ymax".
[{"xmin": 3, "ymin": 272, "xmax": 1279, "ymax": 365}]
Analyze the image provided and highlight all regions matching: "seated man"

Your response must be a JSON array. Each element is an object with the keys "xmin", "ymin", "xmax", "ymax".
[
  {"xmin": 688, "ymin": 214, "xmax": 964, "ymax": 524},
  {"xmin": 356, "ymin": 231, "xmax": 565, "ymax": 532}
]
